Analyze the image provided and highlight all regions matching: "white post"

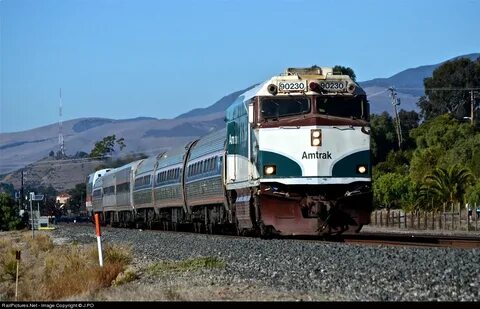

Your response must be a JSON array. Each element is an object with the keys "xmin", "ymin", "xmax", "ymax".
[
  {"xmin": 96, "ymin": 236, "xmax": 103, "ymax": 267},
  {"xmin": 29, "ymin": 193, "xmax": 34, "ymax": 238},
  {"xmin": 94, "ymin": 213, "xmax": 103, "ymax": 267}
]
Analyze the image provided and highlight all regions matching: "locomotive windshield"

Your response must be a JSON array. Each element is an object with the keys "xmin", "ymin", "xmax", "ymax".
[
  {"xmin": 261, "ymin": 97, "xmax": 310, "ymax": 120},
  {"xmin": 315, "ymin": 96, "xmax": 368, "ymax": 120}
]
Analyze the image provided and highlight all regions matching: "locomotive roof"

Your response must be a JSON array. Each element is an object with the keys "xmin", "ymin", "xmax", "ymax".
[{"xmin": 231, "ymin": 67, "xmax": 366, "ymax": 110}]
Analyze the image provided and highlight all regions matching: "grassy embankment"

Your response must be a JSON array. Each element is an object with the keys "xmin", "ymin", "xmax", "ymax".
[{"xmin": 0, "ymin": 231, "xmax": 131, "ymax": 301}]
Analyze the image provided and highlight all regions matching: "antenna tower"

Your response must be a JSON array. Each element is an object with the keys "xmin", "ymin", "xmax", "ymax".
[{"xmin": 58, "ymin": 88, "xmax": 65, "ymax": 158}]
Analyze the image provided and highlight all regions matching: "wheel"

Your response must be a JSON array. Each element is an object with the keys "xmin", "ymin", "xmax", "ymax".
[
  {"xmin": 207, "ymin": 223, "xmax": 214, "ymax": 234},
  {"xmin": 259, "ymin": 222, "xmax": 273, "ymax": 239},
  {"xmin": 354, "ymin": 224, "xmax": 364, "ymax": 233}
]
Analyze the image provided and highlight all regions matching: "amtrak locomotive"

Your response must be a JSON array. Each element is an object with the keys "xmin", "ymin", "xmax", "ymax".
[{"xmin": 88, "ymin": 67, "xmax": 372, "ymax": 236}]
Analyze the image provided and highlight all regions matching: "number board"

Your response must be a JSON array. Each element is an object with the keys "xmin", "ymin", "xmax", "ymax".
[
  {"xmin": 319, "ymin": 81, "xmax": 347, "ymax": 92},
  {"xmin": 278, "ymin": 81, "xmax": 307, "ymax": 92}
]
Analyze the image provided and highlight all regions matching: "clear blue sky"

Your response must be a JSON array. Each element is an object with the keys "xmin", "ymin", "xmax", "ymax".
[{"xmin": 1, "ymin": 0, "xmax": 479, "ymax": 133}]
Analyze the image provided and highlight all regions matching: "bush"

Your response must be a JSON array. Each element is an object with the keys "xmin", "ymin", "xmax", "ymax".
[{"xmin": 0, "ymin": 193, "xmax": 21, "ymax": 231}]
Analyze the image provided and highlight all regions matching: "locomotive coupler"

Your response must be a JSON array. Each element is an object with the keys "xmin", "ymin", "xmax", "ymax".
[{"xmin": 300, "ymin": 195, "xmax": 332, "ymax": 220}]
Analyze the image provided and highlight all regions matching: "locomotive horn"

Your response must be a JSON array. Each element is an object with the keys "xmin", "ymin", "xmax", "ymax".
[
  {"xmin": 267, "ymin": 84, "xmax": 278, "ymax": 95},
  {"xmin": 347, "ymin": 83, "xmax": 356, "ymax": 94}
]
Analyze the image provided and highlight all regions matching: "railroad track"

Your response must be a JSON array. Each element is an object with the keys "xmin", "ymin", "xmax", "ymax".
[
  {"xmin": 65, "ymin": 222, "xmax": 480, "ymax": 249},
  {"xmin": 155, "ymin": 228, "xmax": 480, "ymax": 249},
  {"xmin": 336, "ymin": 232, "xmax": 480, "ymax": 249}
]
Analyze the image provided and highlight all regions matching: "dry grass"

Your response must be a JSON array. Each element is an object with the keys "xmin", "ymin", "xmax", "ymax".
[
  {"xmin": 1, "ymin": 250, "xmax": 18, "ymax": 282},
  {"xmin": 0, "ymin": 231, "xmax": 131, "ymax": 301},
  {"xmin": 112, "ymin": 268, "xmax": 138, "ymax": 287},
  {"xmin": 23, "ymin": 233, "xmax": 54, "ymax": 256}
]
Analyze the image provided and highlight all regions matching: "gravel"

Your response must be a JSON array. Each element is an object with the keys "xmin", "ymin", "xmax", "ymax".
[{"xmin": 52, "ymin": 223, "xmax": 480, "ymax": 301}]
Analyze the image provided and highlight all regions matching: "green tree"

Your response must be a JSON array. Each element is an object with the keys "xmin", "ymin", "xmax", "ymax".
[
  {"xmin": 465, "ymin": 182, "xmax": 480, "ymax": 207},
  {"xmin": 374, "ymin": 150, "xmax": 411, "ymax": 176},
  {"xmin": 398, "ymin": 109, "xmax": 420, "ymax": 150},
  {"xmin": 0, "ymin": 193, "xmax": 21, "ymax": 231},
  {"xmin": 55, "ymin": 150, "xmax": 66, "ymax": 160},
  {"xmin": 402, "ymin": 180, "xmax": 428, "ymax": 212},
  {"xmin": 409, "ymin": 114, "xmax": 479, "ymax": 181},
  {"xmin": 89, "ymin": 135, "xmax": 126, "ymax": 159},
  {"xmin": 73, "ymin": 151, "xmax": 89, "ymax": 158},
  {"xmin": 417, "ymin": 57, "xmax": 480, "ymax": 121},
  {"xmin": 423, "ymin": 165, "xmax": 474, "ymax": 209},
  {"xmin": 373, "ymin": 173, "xmax": 410, "ymax": 209},
  {"xmin": 67, "ymin": 183, "xmax": 87, "ymax": 214},
  {"xmin": 94, "ymin": 153, "xmax": 148, "ymax": 171},
  {"xmin": 332, "ymin": 65, "xmax": 356, "ymax": 82},
  {"xmin": 370, "ymin": 112, "xmax": 397, "ymax": 164},
  {"xmin": 409, "ymin": 147, "xmax": 444, "ymax": 183},
  {"xmin": 441, "ymin": 134, "xmax": 480, "ymax": 179},
  {"xmin": 0, "ymin": 182, "xmax": 15, "ymax": 196}
]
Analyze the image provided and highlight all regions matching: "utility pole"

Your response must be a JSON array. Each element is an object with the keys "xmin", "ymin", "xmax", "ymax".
[
  {"xmin": 388, "ymin": 87, "xmax": 403, "ymax": 149},
  {"xmin": 471, "ymin": 90, "xmax": 475, "ymax": 126},
  {"xmin": 29, "ymin": 192, "xmax": 34, "ymax": 238},
  {"xmin": 20, "ymin": 170, "xmax": 24, "ymax": 210}
]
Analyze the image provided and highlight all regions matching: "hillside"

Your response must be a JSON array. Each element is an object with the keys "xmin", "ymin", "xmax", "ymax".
[
  {"xmin": 1, "ymin": 157, "xmax": 104, "ymax": 192},
  {"xmin": 1, "ymin": 52, "xmax": 478, "ymax": 190},
  {"xmin": 360, "ymin": 53, "xmax": 479, "ymax": 114},
  {"xmin": 360, "ymin": 53, "xmax": 479, "ymax": 97},
  {"xmin": 0, "ymin": 112, "xmax": 226, "ymax": 176},
  {"xmin": 176, "ymin": 85, "xmax": 257, "ymax": 119}
]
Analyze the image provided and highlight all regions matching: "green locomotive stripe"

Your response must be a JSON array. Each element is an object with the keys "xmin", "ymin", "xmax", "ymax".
[
  {"xmin": 258, "ymin": 151, "xmax": 302, "ymax": 177},
  {"xmin": 332, "ymin": 150, "xmax": 370, "ymax": 177}
]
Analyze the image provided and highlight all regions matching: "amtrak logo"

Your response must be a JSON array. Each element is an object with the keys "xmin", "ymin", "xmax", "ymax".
[
  {"xmin": 228, "ymin": 134, "xmax": 238, "ymax": 145},
  {"xmin": 302, "ymin": 151, "xmax": 332, "ymax": 159}
]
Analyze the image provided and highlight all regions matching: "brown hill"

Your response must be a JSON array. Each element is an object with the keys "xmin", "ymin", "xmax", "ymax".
[
  {"xmin": 0, "ymin": 112, "xmax": 225, "ymax": 175},
  {"xmin": 1, "ymin": 157, "xmax": 105, "ymax": 192}
]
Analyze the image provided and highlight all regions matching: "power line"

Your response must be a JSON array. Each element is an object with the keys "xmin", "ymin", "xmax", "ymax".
[
  {"xmin": 396, "ymin": 87, "xmax": 480, "ymax": 91},
  {"xmin": 366, "ymin": 89, "xmax": 388, "ymax": 97}
]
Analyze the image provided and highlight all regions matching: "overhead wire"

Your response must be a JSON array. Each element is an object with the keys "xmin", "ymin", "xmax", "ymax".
[{"xmin": 396, "ymin": 87, "xmax": 480, "ymax": 91}]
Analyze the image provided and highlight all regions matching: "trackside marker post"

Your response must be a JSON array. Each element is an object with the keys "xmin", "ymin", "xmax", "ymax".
[
  {"xmin": 94, "ymin": 214, "xmax": 103, "ymax": 267},
  {"xmin": 15, "ymin": 250, "xmax": 20, "ymax": 301}
]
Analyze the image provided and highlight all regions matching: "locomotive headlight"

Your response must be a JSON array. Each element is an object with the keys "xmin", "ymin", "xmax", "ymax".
[
  {"xmin": 311, "ymin": 129, "xmax": 322, "ymax": 146},
  {"xmin": 357, "ymin": 165, "xmax": 368, "ymax": 174},
  {"xmin": 267, "ymin": 84, "xmax": 278, "ymax": 95},
  {"xmin": 264, "ymin": 165, "xmax": 276, "ymax": 175}
]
